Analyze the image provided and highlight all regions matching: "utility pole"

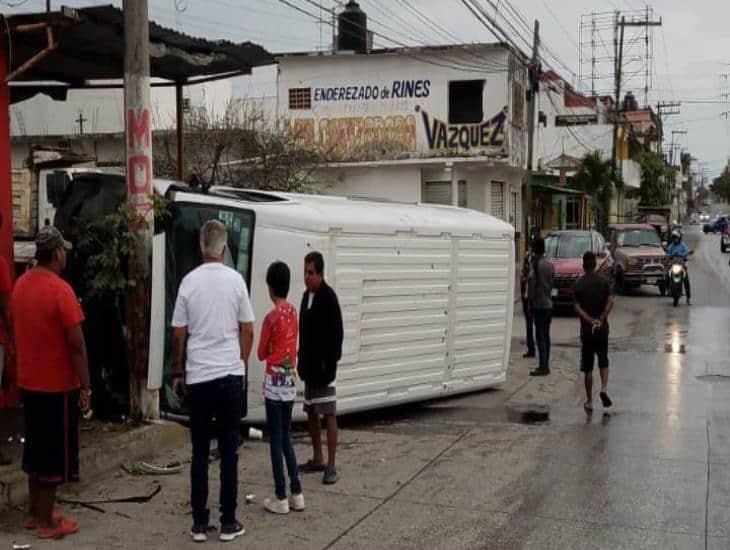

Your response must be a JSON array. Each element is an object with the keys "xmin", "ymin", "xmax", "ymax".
[
  {"xmin": 524, "ymin": 19, "xmax": 540, "ymax": 250},
  {"xmin": 669, "ymin": 130, "xmax": 687, "ymax": 167},
  {"xmin": 123, "ymin": 0, "xmax": 156, "ymax": 420},
  {"xmin": 656, "ymin": 101, "xmax": 681, "ymax": 160},
  {"xmin": 332, "ymin": 2, "xmax": 337, "ymax": 52},
  {"xmin": 611, "ymin": 15, "xmax": 625, "ymax": 173},
  {"xmin": 612, "ymin": 13, "xmax": 662, "ymax": 168}
]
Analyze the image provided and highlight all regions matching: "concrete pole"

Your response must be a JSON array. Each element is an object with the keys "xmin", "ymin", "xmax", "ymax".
[
  {"xmin": 175, "ymin": 81, "xmax": 185, "ymax": 181},
  {"xmin": 123, "ymin": 0, "xmax": 157, "ymax": 420}
]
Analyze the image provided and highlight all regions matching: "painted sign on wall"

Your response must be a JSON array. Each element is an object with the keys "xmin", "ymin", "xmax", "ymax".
[
  {"xmin": 313, "ymin": 80, "xmax": 431, "ymax": 103},
  {"xmin": 417, "ymin": 106, "xmax": 507, "ymax": 152},
  {"xmin": 288, "ymin": 115, "xmax": 417, "ymax": 158}
]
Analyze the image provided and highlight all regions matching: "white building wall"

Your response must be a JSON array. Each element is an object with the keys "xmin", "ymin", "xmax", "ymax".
[
  {"xmin": 10, "ymin": 79, "xmax": 233, "ymax": 137},
  {"xmin": 535, "ymin": 87, "xmax": 613, "ymax": 169},
  {"xmin": 277, "ymin": 45, "xmax": 527, "ymax": 162},
  {"xmin": 319, "ymin": 165, "xmax": 422, "ymax": 203}
]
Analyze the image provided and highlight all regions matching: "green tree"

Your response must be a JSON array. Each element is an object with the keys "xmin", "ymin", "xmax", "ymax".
[
  {"xmin": 711, "ymin": 170, "xmax": 730, "ymax": 202},
  {"xmin": 572, "ymin": 150, "xmax": 614, "ymax": 236},
  {"xmin": 638, "ymin": 151, "xmax": 670, "ymax": 206}
]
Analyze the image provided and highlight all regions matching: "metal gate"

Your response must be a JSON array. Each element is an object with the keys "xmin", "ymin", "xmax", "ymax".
[{"xmin": 491, "ymin": 181, "xmax": 504, "ymax": 220}]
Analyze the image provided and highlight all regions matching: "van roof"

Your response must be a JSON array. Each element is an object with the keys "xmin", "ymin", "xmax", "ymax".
[{"xmin": 155, "ymin": 180, "xmax": 514, "ymax": 239}]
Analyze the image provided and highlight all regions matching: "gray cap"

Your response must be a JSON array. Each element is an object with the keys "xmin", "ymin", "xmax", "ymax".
[{"xmin": 35, "ymin": 226, "xmax": 72, "ymax": 254}]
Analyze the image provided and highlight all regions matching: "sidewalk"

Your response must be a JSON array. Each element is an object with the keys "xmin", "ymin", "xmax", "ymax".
[
  {"xmin": 0, "ymin": 350, "xmax": 583, "ymax": 549},
  {"xmin": 0, "ymin": 419, "xmax": 187, "ymax": 513}
]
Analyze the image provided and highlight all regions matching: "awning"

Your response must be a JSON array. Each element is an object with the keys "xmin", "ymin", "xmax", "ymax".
[
  {"xmin": 531, "ymin": 183, "xmax": 585, "ymax": 195},
  {"xmin": 2, "ymin": 5, "xmax": 274, "ymax": 102}
]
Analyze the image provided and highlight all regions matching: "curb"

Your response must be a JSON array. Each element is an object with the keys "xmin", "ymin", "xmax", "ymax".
[{"xmin": 0, "ymin": 420, "xmax": 187, "ymax": 512}]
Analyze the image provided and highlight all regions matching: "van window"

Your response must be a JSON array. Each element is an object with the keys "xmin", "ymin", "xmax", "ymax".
[{"xmin": 166, "ymin": 203, "xmax": 255, "ymax": 293}]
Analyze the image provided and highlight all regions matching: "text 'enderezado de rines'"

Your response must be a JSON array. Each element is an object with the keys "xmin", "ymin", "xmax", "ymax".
[{"xmin": 314, "ymin": 80, "xmax": 431, "ymax": 102}]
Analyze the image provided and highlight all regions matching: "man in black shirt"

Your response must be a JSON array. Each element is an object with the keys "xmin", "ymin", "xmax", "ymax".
[
  {"xmin": 574, "ymin": 251, "xmax": 614, "ymax": 414},
  {"xmin": 297, "ymin": 252, "xmax": 344, "ymax": 485}
]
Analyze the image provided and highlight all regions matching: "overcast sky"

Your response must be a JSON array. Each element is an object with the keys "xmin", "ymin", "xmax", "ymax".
[{"xmin": 9, "ymin": 0, "xmax": 730, "ymax": 180}]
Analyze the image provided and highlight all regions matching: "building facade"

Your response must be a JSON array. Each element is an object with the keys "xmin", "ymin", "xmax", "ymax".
[{"xmin": 276, "ymin": 43, "xmax": 529, "ymax": 243}]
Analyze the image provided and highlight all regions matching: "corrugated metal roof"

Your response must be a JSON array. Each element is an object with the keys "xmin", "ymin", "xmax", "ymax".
[{"xmin": 4, "ymin": 5, "xmax": 273, "ymax": 86}]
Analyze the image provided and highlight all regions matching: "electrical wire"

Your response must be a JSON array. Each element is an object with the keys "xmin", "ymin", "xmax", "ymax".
[{"xmin": 280, "ymin": 0, "xmax": 510, "ymax": 74}]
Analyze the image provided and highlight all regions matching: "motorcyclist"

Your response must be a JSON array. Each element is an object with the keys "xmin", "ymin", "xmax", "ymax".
[{"xmin": 665, "ymin": 229, "xmax": 691, "ymax": 305}]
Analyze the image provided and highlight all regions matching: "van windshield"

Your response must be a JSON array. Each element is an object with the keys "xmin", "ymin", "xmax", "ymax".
[
  {"xmin": 166, "ymin": 203, "xmax": 254, "ymax": 291},
  {"xmin": 162, "ymin": 202, "xmax": 254, "ymax": 412}
]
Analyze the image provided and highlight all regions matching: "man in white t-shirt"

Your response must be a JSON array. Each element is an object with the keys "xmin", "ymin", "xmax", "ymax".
[{"xmin": 171, "ymin": 219, "xmax": 254, "ymax": 543}]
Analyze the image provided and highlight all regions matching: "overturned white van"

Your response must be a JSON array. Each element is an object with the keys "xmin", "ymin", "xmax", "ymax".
[{"xmin": 148, "ymin": 181, "xmax": 515, "ymax": 421}]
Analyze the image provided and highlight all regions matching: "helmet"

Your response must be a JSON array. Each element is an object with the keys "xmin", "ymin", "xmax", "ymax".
[{"xmin": 671, "ymin": 229, "xmax": 681, "ymax": 240}]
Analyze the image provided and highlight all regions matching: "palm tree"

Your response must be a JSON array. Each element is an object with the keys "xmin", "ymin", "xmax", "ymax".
[{"xmin": 572, "ymin": 151, "xmax": 614, "ymax": 236}]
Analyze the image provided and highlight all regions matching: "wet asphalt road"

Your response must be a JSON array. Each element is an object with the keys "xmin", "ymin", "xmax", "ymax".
[{"xmin": 335, "ymin": 223, "xmax": 730, "ymax": 548}]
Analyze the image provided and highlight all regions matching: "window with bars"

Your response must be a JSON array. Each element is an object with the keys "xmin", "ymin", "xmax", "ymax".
[{"xmin": 288, "ymin": 88, "xmax": 312, "ymax": 110}]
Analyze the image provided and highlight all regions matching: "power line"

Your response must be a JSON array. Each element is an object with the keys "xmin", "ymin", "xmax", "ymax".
[{"xmin": 278, "ymin": 0, "xmax": 509, "ymax": 74}]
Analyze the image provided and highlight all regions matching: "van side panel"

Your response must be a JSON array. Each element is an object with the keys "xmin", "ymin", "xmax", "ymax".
[
  {"xmin": 332, "ymin": 233, "xmax": 513, "ymax": 412},
  {"xmin": 335, "ymin": 235, "xmax": 451, "ymax": 409},
  {"xmin": 451, "ymin": 238, "xmax": 512, "ymax": 389}
]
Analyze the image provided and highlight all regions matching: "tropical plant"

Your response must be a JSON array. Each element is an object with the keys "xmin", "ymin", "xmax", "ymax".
[
  {"xmin": 711, "ymin": 170, "xmax": 730, "ymax": 203},
  {"xmin": 637, "ymin": 151, "xmax": 671, "ymax": 207},
  {"xmin": 572, "ymin": 150, "xmax": 614, "ymax": 236}
]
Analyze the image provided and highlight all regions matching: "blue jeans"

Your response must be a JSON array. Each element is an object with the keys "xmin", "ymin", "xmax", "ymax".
[
  {"xmin": 188, "ymin": 375, "xmax": 243, "ymax": 526},
  {"xmin": 265, "ymin": 398, "xmax": 302, "ymax": 500},
  {"xmin": 533, "ymin": 308, "xmax": 552, "ymax": 372}
]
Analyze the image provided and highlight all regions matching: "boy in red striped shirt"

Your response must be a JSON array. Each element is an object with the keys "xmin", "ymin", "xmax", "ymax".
[{"xmin": 258, "ymin": 261, "xmax": 304, "ymax": 514}]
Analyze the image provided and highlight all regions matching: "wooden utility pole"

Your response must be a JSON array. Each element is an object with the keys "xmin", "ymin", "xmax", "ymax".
[
  {"xmin": 524, "ymin": 19, "xmax": 540, "ymax": 248},
  {"xmin": 123, "ymin": 0, "xmax": 157, "ymax": 420},
  {"xmin": 611, "ymin": 15, "xmax": 625, "ymax": 172}
]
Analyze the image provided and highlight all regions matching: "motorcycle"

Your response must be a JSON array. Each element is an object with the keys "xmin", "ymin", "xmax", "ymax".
[{"xmin": 666, "ymin": 251, "xmax": 693, "ymax": 307}]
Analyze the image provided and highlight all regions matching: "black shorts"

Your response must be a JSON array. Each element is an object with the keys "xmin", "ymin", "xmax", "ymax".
[
  {"xmin": 580, "ymin": 332, "xmax": 609, "ymax": 373},
  {"xmin": 22, "ymin": 389, "xmax": 80, "ymax": 485},
  {"xmin": 303, "ymin": 383, "xmax": 336, "ymax": 416}
]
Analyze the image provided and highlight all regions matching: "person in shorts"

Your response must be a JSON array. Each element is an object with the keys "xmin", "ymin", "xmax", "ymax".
[
  {"xmin": 574, "ymin": 251, "xmax": 614, "ymax": 414},
  {"xmin": 258, "ymin": 261, "xmax": 305, "ymax": 514},
  {"xmin": 11, "ymin": 226, "xmax": 91, "ymax": 539},
  {"xmin": 297, "ymin": 252, "xmax": 343, "ymax": 485}
]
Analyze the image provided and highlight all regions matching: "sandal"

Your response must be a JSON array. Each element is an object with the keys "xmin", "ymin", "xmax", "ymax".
[
  {"xmin": 36, "ymin": 517, "xmax": 78, "ymax": 540},
  {"xmin": 298, "ymin": 459, "xmax": 326, "ymax": 473},
  {"xmin": 25, "ymin": 507, "xmax": 63, "ymax": 530}
]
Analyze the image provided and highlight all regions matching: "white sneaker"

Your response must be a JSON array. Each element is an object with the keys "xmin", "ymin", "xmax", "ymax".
[
  {"xmin": 290, "ymin": 492, "xmax": 305, "ymax": 511},
  {"xmin": 264, "ymin": 497, "xmax": 290, "ymax": 514}
]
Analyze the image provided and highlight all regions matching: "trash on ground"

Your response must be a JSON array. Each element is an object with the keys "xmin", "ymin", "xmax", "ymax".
[
  {"xmin": 58, "ymin": 483, "xmax": 161, "ymax": 507},
  {"xmin": 121, "ymin": 460, "xmax": 183, "ymax": 476},
  {"xmin": 245, "ymin": 494, "xmax": 255, "ymax": 504}
]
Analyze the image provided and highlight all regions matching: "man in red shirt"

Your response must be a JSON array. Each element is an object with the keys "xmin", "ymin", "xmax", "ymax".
[{"xmin": 11, "ymin": 226, "xmax": 90, "ymax": 540}]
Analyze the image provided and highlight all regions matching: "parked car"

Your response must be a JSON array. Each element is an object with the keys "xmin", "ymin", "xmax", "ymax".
[
  {"xmin": 544, "ymin": 230, "xmax": 613, "ymax": 307},
  {"xmin": 609, "ymin": 224, "xmax": 668, "ymax": 295}
]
